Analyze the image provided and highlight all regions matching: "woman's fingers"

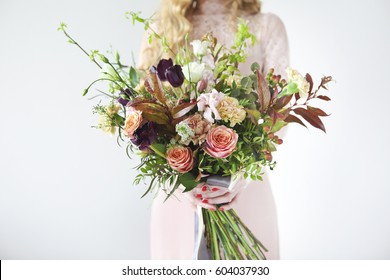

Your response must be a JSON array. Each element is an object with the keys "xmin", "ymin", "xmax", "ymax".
[
  {"xmin": 193, "ymin": 198, "xmax": 216, "ymax": 211},
  {"xmin": 218, "ymin": 196, "xmax": 237, "ymax": 211},
  {"xmin": 206, "ymin": 191, "xmax": 236, "ymax": 205},
  {"xmin": 194, "ymin": 189, "xmax": 228, "ymax": 199}
]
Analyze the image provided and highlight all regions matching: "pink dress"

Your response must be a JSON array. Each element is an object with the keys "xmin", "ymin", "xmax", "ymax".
[{"xmin": 139, "ymin": 4, "xmax": 289, "ymax": 260}]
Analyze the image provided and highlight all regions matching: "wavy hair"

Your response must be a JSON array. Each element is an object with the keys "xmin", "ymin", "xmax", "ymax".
[{"xmin": 138, "ymin": 0, "xmax": 261, "ymax": 70}]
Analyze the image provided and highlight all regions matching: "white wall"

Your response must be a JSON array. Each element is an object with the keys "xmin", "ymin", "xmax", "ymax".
[{"xmin": 0, "ymin": 0, "xmax": 389, "ymax": 259}]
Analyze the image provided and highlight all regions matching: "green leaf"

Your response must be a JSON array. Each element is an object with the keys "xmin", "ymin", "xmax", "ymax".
[
  {"xmin": 129, "ymin": 66, "xmax": 138, "ymax": 87},
  {"xmin": 251, "ymin": 62, "xmax": 260, "ymax": 72},
  {"xmin": 150, "ymin": 143, "xmax": 166, "ymax": 157},
  {"xmin": 270, "ymin": 119, "xmax": 287, "ymax": 133},
  {"xmin": 178, "ymin": 173, "xmax": 198, "ymax": 192}
]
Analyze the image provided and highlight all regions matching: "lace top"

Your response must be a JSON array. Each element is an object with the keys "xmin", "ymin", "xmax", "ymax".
[
  {"xmin": 139, "ymin": 2, "xmax": 289, "ymax": 77},
  {"xmin": 190, "ymin": 6, "xmax": 289, "ymax": 76}
]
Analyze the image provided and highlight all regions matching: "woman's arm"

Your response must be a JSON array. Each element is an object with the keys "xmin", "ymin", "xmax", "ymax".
[{"xmin": 261, "ymin": 13, "xmax": 290, "ymax": 78}]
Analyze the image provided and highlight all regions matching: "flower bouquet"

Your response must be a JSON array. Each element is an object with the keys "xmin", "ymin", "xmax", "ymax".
[{"xmin": 59, "ymin": 12, "xmax": 332, "ymax": 260}]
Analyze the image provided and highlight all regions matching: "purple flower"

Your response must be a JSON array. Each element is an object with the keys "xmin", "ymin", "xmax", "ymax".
[
  {"xmin": 157, "ymin": 58, "xmax": 173, "ymax": 81},
  {"xmin": 166, "ymin": 65, "xmax": 185, "ymax": 87},
  {"xmin": 131, "ymin": 122, "xmax": 157, "ymax": 151},
  {"xmin": 118, "ymin": 88, "xmax": 134, "ymax": 106},
  {"xmin": 156, "ymin": 58, "xmax": 185, "ymax": 88}
]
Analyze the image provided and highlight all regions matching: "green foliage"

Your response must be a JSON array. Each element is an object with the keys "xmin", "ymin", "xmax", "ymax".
[
  {"xmin": 178, "ymin": 173, "xmax": 198, "ymax": 192},
  {"xmin": 129, "ymin": 67, "xmax": 139, "ymax": 88},
  {"xmin": 60, "ymin": 9, "xmax": 332, "ymax": 202}
]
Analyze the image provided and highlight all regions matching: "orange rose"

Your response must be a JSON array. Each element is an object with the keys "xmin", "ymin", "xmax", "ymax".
[
  {"xmin": 123, "ymin": 109, "xmax": 143, "ymax": 138},
  {"xmin": 204, "ymin": 125, "xmax": 238, "ymax": 158},
  {"xmin": 166, "ymin": 146, "xmax": 194, "ymax": 173}
]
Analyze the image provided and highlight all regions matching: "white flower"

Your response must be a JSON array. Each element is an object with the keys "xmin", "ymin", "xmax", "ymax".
[
  {"xmin": 286, "ymin": 67, "xmax": 310, "ymax": 98},
  {"xmin": 182, "ymin": 62, "xmax": 205, "ymax": 83},
  {"xmin": 176, "ymin": 121, "xmax": 195, "ymax": 145},
  {"xmin": 98, "ymin": 104, "xmax": 120, "ymax": 135},
  {"xmin": 197, "ymin": 89, "xmax": 224, "ymax": 123},
  {"xmin": 226, "ymin": 74, "xmax": 242, "ymax": 87},
  {"xmin": 196, "ymin": 69, "xmax": 216, "ymax": 93},
  {"xmin": 190, "ymin": 40, "xmax": 209, "ymax": 57}
]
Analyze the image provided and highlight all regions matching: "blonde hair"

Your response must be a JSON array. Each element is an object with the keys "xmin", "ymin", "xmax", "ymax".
[{"xmin": 138, "ymin": 0, "xmax": 261, "ymax": 70}]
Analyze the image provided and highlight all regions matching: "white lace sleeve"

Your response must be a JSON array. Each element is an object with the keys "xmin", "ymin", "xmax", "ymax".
[{"xmin": 261, "ymin": 13, "xmax": 290, "ymax": 77}]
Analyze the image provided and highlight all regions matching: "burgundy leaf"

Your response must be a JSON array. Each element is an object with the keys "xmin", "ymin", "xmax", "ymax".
[
  {"xmin": 273, "ymin": 111, "xmax": 285, "ymax": 126},
  {"xmin": 305, "ymin": 73, "xmax": 314, "ymax": 93},
  {"xmin": 284, "ymin": 114, "xmax": 307, "ymax": 128},
  {"xmin": 272, "ymin": 86, "xmax": 279, "ymax": 101},
  {"xmin": 307, "ymin": 106, "xmax": 330, "ymax": 117},
  {"xmin": 317, "ymin": 95, "xmax": 331, "ymax": 101},
  {"xmin": 293, "ymin": 107, "xmax": 326, "ymax": 133},
  {"xmin": 129, "ymin": 98, "xmax": 170, "ymax": 125},
  {"xmin": 145, "ymin": 70, "xmax": 167, "ymax": 106},
  {"xmin": 172, "ymin": 101, "xmax": 197, "ymax": 119},
  {"xmin": 256, "ymin": 69, "xmax": 271, "ymax": 112},
  {"xmin": 294, "ymin": 92, "xmax": 300, "ymax": 101},
  {"xmin": 274, "ymin": 93, "xmax": 293, "ymax": 110}
]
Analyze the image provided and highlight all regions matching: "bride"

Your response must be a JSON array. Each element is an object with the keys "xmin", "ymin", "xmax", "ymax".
[{"xmin": 137, "ymin": 0, "xmax": 289, "ymax": 260}]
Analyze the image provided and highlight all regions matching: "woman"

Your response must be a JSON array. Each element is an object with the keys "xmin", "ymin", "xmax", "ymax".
[{"xmin": 138, "ymin": 0, "xmax": 289, "ymax": 260}]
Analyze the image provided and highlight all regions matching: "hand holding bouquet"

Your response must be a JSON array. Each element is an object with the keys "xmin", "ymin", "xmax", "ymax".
[{"xmin": 59, "ymin": 11, "xmax": 333, "ymax": 259}]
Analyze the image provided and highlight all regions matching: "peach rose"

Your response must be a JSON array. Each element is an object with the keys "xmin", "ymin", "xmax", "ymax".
[
  {"xmin": 166, "ymin": 146, "xmax": 194, "ymax": 173},
  {"xmin": 204, "ymin": 125, "xmax": 238, "ymax": 158},
  {"xmin": 123, "ymin": 109, "xmax": 143, "ymax": 138},
  {"xmin": 177, "ymin": 113, "xmax": 211, "ymax": 145}
]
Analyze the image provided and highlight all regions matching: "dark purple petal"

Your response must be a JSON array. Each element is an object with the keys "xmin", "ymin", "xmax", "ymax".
[
  {"xmin": 117, "ymin": 88, "xmax": 135, "ymax": 106},
  {"xmin": 131, "ymin": 122, "xmax": 157, "ymax": 151},
  {"xmin": 122, "ymin": 88, "xmax": 134, "ymax": 98},
  {"xmin": 166, "ymin": 65, "xmax": 184, "ymax": 87},
  {"xmin": 117, "ymin": 97, "xmax": 129, "ymax": 106},
  {"xmin": 156, "ymin": 58, "xmax": 173, "ymax": 81}
]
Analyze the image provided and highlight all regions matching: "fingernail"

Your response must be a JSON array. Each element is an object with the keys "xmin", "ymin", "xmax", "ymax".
[
  {"xmin": 202, "ymin": 199, "xmax": 208, "ymax": 204},
  {"xmin": 211, "ymin": 187, "xmax": 219, "ymax": 192},
  {"xmin": 195, "ymin": 194, "xmax": 202, "ymax": 199},
  {"xmin": 210, "ymin": 208, "xmax": 215, "ymax": 211},
  {"xmin": 201, "ymin": 185, "xmax": 208, "ymax": 192},
  {"xmin": 219, "ymin": 207, "xmax": 224, "ymax": 211}
]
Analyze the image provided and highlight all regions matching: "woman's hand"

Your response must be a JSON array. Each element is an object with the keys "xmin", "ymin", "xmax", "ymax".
[{"xmin": 180, "ymin": 172, "xmax": 249, "ymax": 211}]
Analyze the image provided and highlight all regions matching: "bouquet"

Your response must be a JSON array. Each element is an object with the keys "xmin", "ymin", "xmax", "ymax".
[{"xmin": 59, "ymin": 12, "xmax": 332, "ymax": 260}]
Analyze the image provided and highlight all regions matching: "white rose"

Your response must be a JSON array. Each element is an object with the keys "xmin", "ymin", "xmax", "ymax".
[
  {"xmin": 286, "ymin": 67, "xmax": 310, "ymax": 98},
  {"xmin": 190, "ymin": 40, "xmax": 209, "ymax": 57},
  {"xmin": 183, "ymin": 62, "xmax": 206, "ymax": 83}
]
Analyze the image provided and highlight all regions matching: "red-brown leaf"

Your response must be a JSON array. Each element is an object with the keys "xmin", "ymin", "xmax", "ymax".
[
  {"xmin": 305, "ymin": 73, "xmax": 314, "ymax": 93},
  {"xmin": 272, "ymin": 86, "xmax": 279, "ymax": 101},
  {"xmin": 274, "ymin": 93, "xmax": 293, "ymax": 110},
  {"xmin": 172, "ymin": 101, "xmax": 197, "ymax": 119},
  {"xmin": 307, "ymin": 106, "xmax": 330, "ymax": 117},
  {"xmin": 284, "ymin": 114, "xmax": 307, "ymax": 128},
  {"xmin": 145, "ymin": 71, "xmax": 167, "ymax": 106},
  {"xmin": 129, "ymin": 99, "xmax": 170, "ymax": 125},
  {"xmin": 256, "ymin": 69, "xmax": 271, "ymax": 112},
  {"xmin": 293, "ymin": 107, "xmax": 326, "ymax": 133},
  {"xmin": 294, "ymin": 92, "xmax": 300, "ymax": 101},
  {"xmin": 317, "ymin": 95, "xmax": 331, "ymax": 101}
]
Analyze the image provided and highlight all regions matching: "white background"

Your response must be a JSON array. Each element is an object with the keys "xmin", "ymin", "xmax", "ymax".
[{"xmin": 0, "ymin": 0, "xmax": 389, "ymax": 259}]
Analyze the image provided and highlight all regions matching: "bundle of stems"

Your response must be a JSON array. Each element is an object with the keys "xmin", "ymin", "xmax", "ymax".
[{"xmin": 202, "ymin": 208, "xmax": 268, "ymax": 260}]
